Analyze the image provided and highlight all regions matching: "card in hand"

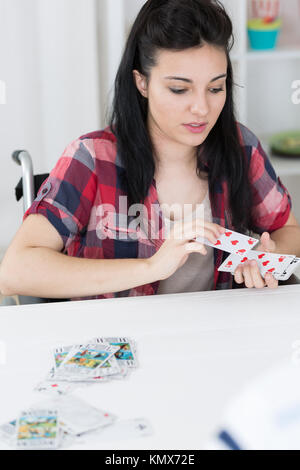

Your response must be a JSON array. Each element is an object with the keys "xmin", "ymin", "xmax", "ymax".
[
  {"xmin": 196, "ymin": 229, "xmax": 259, "ymax": 255},
  {"xmin": 219, "ymin": 250, "xmax": 296, "ymax": 279},
  {"xmin": 246, "ymin": 250, "xmax": 295, "ymax": 277},
  {"xmin": 276, "ymin": 257, "xmax": 300, "ymax": 281}
]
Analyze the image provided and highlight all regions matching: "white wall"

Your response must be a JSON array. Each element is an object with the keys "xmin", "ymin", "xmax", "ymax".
[
  {"xmin": 97, "ymin": 0, "xmax": 126, "ymax": 127},
  {"xmin": 0, "ymin": 0, "xmax": 100, "ymax": 253}
]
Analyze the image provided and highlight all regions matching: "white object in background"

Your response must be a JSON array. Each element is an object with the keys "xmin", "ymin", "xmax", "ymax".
[
  {"xmin": 251, "ymin": 0, "xmax": 281, "ymax": 20},
  {"xmin": 97, "ymin": 0, "xmax": 126, "ymax": 127},
  {"xmin": 209, "ymin": 359, "xmax": 300, "ymax": 450}
]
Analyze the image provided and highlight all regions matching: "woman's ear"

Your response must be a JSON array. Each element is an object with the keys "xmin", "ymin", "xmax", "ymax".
[{"xmin": 132, "ymin": 70, "xmax": 148, "ymax": 98}]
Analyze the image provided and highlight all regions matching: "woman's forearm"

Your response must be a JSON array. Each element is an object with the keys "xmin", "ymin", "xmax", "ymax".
[
  {"xmin": 271, "ymin": 226, "xmax": 300, "ymax": 257},
  {"xmin": 0, "ymin": 247, "xmax": 156, "ymax": 298}
]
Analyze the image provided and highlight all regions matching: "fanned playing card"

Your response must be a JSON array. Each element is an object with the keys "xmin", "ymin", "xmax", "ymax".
[
  {"xmin": 196, "ymin": 229, "xmax": 259, "ymax": 254},
  {"xmin": 276, "ymin": 257, "xmax": 300, "ymax": 281},
  {"xmin": 219, "ymin": 250, "xmax": 297, "ymax": 279},
  {"xmin": 195, "ymin": 226, "xmax": 297, "ymax": 281}
]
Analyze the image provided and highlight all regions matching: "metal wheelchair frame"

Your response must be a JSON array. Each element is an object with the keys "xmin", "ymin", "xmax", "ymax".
[{"xmin": 9, "ymin": 150, "xmax": 68, "ymax": 305}]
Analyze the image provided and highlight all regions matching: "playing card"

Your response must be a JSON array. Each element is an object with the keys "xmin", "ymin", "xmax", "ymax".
[
  {"xmin": 218, "ymin": 252, "xmax": 242, "ymax": 273},
  {"xmin": 196, "ymin": 229, "xmax": 259, "ymax": 255},
  {"xmin": 52, "ymin": 344, "xmax": 82, "ymax": 369},
  {"xmin": 94, "ymin": 418, "xmax": 153, "ymax": 441},
  {"xmin": 35, "ymin": 338, "xmax": 132, "ymax": 394},
  {"xmin": 1, "ymin": 416, "xmax": 74, "ymax": 449},
  {"xmin": 15, "ymin": 408, "xmax": 60, "ymax": 450},
  {"xmin": 55, "ymin": 343, "xmax": 120, "ymax": 379},
  {"xmin": 52, "ymin": 396, "xmax": 116, "ymax": 436},
  {"xmin": 0, "ymin": 419, "xmax": 17, "ymax": 445},
  {"xmin": 219, "ymin": 250, "xmax": 296, "ymax": 279},
  {"xmin": 276, "ymin": 257, "xmax": 300, "ymax": 281},
  {"xmin": 245, "ymin": 250, "xmax": 295, "ymax": 277},
  {"xmin": 34, "ymin": 377, "xmax": 76, "ymax": 395},
  {"xmin": 92, "ymin": 337, "xmax": 138, "ymax": 368}
]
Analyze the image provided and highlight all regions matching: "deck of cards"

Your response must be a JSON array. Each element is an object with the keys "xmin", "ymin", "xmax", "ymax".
[
  {"xmin": 0, "ymin": 395, "xmax": 152, "ymax": 450},
  {"xmin": 35, "ymin": 337, "xmax": 138, "ymax": 395},
  {"xmin": 0, "ymin": 337, "xmax": 153, "ymax": 449},
  {"xmin": 196, "ymin": 229, "xmax": 300, "ymax": 281}
]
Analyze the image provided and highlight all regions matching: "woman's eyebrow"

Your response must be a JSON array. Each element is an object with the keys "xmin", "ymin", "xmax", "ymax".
[{"xmin": 164, "ymin": 73, "xmax": 227, "ymax": 83}]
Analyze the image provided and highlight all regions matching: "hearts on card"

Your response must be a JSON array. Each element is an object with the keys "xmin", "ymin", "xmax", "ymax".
[
  {"xmin": 262, "ymin": 260, "xmax": 270, "ymax": 266},
  {"xmin": 258, "ymin": 253, "xmax": 265, "ymax": 259},
  {"xmin": 237, "ymin": 249, "xmax": 246, "ymax": 254},
  {"xmin": 215, "ymin": 240, "xmax": 221, "ymax": 246},
  {"xmin": 226, "ymin": 261, "xmax": 233, "ymax": 267},
  {"xmin": 225, "ymin": 232, "xmax": 232, "ymax": 237},
  {"xmin": 248, "ymin": 240, "xmax": 255, "ymax": 245},
  {"xmin": 231, "ymin": 240, "xmax": 239, "ymax": 246}
]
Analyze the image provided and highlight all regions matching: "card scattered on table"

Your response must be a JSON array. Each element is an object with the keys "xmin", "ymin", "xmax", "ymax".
[
  {"xmin": 16, "ymin": 408, "xmax": 60, "ymax": 450},
  {"xmin": 0, "ymin": 337, "xmax": 153, "ymax": 449},
  {"xmin": 1, "ymin": 395, "xmax": 152, "ymax": 449},
  {"xmin": 35, "ymin": 337, "xmax": 138, "ymax": 395}
]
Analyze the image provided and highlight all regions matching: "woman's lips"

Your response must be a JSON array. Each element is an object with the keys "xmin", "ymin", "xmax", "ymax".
[{"xmin": 183, "ymin": 123, "xmax": 208, "ymax": 134}]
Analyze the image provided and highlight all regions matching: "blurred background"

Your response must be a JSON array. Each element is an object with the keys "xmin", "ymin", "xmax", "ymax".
[{"xmin": 0, "ymin": 0, "xmax": 300, "ymax": 260}]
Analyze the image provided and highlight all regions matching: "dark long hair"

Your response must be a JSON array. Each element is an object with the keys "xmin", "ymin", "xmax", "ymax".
[{"xmin": 109, "ymin": 0, "xmax": 252, "ymax": 234}]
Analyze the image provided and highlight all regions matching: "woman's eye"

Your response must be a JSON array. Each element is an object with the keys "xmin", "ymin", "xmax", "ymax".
[
  {"xmin": 169, "ymin": 88, "xmax": 187, "ymax": 94},
  {"xmin": 169, "ymin": 87, "xmax": 224, "ymax": 95},
  {"xmin": 210, "ymin": 87, "xmax": 224, "ymax": 94}
]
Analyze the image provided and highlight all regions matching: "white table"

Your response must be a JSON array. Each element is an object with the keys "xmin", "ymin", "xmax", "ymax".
[{"xmin": 1, "ymin": 285, "xmax": 300, "ymax": 450}]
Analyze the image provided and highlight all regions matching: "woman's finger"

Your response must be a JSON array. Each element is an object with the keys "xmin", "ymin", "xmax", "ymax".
[
  {"xmin": 176, "ymin": 225, "xmax": 221, "ymax": 246},
  {"xmin": 264, "ymin": 272, "xmax": 279, "ymax": 289},
  {"xmin": 185, "ymin": 242, "xmax": 207, "ymax": 255},
  {"xmin": 234, "ymin": 264, "xmax": 244, "ymax": 285},
  {"xmin": 178, "ymin": 219, "xmax": 225, "ymax": 240},
  {"xmin": 241, "ymin": 261, "xmax": 254, "ymax": 288},
  {"xmin": 248, "ymin": 260, "xmax": 266, "ymax": 289}
]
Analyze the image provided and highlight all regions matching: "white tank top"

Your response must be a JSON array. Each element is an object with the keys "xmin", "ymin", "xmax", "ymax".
[{"xmin": 157, "ymin": 191, "xmax": 215, "ymax": 295}]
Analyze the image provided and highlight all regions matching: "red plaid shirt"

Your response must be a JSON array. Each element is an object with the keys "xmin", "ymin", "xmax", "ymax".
[{"xmin": 23, "ymin": 122, "xmax": 292, "ymax": 300}]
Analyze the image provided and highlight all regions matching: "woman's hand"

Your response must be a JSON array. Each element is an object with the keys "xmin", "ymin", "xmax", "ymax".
[
  {"xmin": 233, "ymin": 232, "xmax": 278, "ymax": 289},
  {"xmin": 148, "ymin": 219, "xmax": 226, "ymax": 281}
]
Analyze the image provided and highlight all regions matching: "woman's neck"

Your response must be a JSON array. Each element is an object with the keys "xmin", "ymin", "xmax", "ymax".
[{"xmin": 148, "ymin": 120, "xmax": 198, "ymax": 176}]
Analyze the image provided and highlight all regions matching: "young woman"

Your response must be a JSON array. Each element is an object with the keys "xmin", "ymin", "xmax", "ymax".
[{"xmin": 1, "ymin": 0, "xmax": 300, "ymax": 301}]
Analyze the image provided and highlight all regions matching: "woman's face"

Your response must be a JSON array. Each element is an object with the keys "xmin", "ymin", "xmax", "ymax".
[{"xmin": 134, "ymin": 44, "xmax": 228, "ymax": 151}]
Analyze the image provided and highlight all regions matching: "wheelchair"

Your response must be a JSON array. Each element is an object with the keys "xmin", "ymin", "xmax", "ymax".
[{"xmin": 1, "ymin": 150, "xmax": 69, "ymax": 305}]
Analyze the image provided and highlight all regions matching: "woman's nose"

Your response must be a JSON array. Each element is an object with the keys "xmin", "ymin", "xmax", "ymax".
[{"xmin": 190, "ymin": 94, "xmax": 209, "ymax": 116}]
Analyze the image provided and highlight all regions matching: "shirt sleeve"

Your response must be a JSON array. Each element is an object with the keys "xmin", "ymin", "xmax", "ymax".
[
  {"xmin": 248, "ymin": 138, "xmax": 292, "ymax": 234},
  {"xmin": 23, "ymin": 138, "xmax": 97, "ymax": 252}
]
